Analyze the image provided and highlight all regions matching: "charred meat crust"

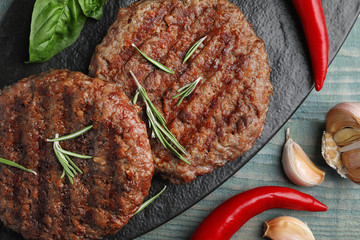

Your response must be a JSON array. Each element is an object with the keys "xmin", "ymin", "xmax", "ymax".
[
  {"xmin": 89, "ymin": 0, "xmax": 273, "ymax": 184},
  {"xmin": 0, "ymin": 69, "xmax": 154, "ymax": 239}
]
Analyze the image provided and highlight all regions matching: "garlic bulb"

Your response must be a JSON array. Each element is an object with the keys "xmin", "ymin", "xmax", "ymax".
[
  {"xmin": 263, "ymin": 216, "xmax": 315, "ymax": 240},
  {"xmin": 322, "ymin": 102, "xmax": 360, "ymax": 183},
  {"xmin": 282, "ymin": 128, "xmax": 325, "ymax": 187}
]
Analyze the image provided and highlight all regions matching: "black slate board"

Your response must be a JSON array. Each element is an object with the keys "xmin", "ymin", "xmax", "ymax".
[{"xmin": 0, "ymin": 0, "xmax": 359, "ymax": 239}]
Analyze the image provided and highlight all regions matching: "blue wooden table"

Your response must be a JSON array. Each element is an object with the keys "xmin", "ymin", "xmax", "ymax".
[{"xmin": 1, "ymin": 2, "xmax": 360, "ymax": 239}]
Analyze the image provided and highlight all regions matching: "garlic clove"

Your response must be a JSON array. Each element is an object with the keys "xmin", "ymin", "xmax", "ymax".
[
  {"xmin": 346, "ymin": 167, "xmax": 360, "ymax": 184},
  {"xmin": 323, "ymin": 102, "xmax": 360, "ymax": 183},
  {"xmin": 321, "ymin": 132, "xmax": 347, "ymax": 178},
  {"xmin": 342, "ymin": 148, "xmax": 360, "ymax": 169},
  {"xmin": 282, "ymin": 128, "xmax": 325, "ymax": 187},
  {"xmin": 333, "ymin": 127, "xmax": 360, "ymax": 146},
  {"xmin": 326, "ymin": 102, "xmax": 360, "ymax": 134},
  {"xmin": 263, "ymin": 216, "xmax": 315, "ymax": 240}
]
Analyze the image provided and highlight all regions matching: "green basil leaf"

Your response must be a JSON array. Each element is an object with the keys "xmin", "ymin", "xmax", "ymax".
[
  {"xmin": 78, "ymin": 0, "xmax": 106, "ymax": 20},
  {"xmin": 28, "ymin": 0, "xmax": 86, "ymax": 63}
]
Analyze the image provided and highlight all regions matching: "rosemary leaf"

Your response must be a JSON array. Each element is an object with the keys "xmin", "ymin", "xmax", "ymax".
[
  {"xmin": 173, "ymin": 77, "xmax": 202, "ymax": 106},
  {"xmin": 154, "ymin": 120, "xmax": 187, "ymax": 156},
  {"xmin": 64, "ymin": 154, "xmax": 83, "ymax": 175},
  {"xmin": 132, "ymin": 43, "xmax": 174, "ymax": 74},
  {"xmin": 47, "ymin": 125, "xmax": 93, "ymax": 142},
  {"xmin": 135, "ymin": 186, "xmax": 167, "ymax": 215},
  {"xmin": 133, "ymin": 90, "xmax": 140, "ymax": 104},
  {"xmin": 53, "ymin": 143, "xmax": 75, "ymax": 178},
  {"xmin": 56, "ymin": 143, "xmax": 92, "ymax": 159},
  {"xmin": 130, "ymin": 71, "xmax": 190, "ymax": 164},
  {"xmin": 67, "ymin": 174, "xmax": 74, "ymax": 185},
  {"xmin": 183, "ymin": 36, "xmax": 207, "ymax": 63},
  {"xmin": 0, "ymin": 157, "xmax": 37, "ymax": 175}
]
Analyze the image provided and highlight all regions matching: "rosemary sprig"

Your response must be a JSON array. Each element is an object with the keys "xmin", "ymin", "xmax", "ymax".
[
  {"xmin": 183, "ymin": 36, "xmax": 207, "ymax": 63},
  {"xmin": 48, "ymin": 126, "xmax": 93, "ymax": 184},
  {"xmin": 172, "ymin": 77, "xmax": 202, "ymax": 106},
  {"xmin": 130, "ymin": 71, "xmax": 190, "ymax": 164},
  {"xmin": 0, "ymin": 157, "xmax": 37, "ymax": 175},
  {"xmin": 135, "ymin": 185, "xmax": 167, "ymax": 215},
  {"xmin": 46, "ymin": 125, "xmax": 93, "ymax": 142},
  {"xmin": 132, "ymin": 43, "xmax": 174, "ymax": 74}
]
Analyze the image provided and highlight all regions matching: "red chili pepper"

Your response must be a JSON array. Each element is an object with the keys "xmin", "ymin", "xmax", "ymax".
[
  {"xmin": 291, "ymin": 0, "xmax": 329, "ymax": 91},
  {"xmin": 191, "ymin": 186, "xmax": 327, "ymax": 240}
]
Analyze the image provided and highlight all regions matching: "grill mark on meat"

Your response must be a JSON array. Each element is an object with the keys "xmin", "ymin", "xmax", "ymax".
[
  {"xmin": 146, "ymin": 6, "xmax": 216, "ymax": 84},
  {"xmin": 34, "ymin": 81, "xmax": 51, "ymax": 237},
  {"xmin": 106, "ymin": 125, "xmax": 118, "ymax": 224},
  {"xmin": 173, "ymin": 18, "xmax": 246, "ymax": 115},
  {"xmin": 163, "ymin": 15, "xmax": 237, "ymax": 123},
  {"xmin": 14, "ymin": 83, "xmax": 37, "ymax": 235},
  {"xmin": 84, "ymin": 84, "xmax": 109, "ymax": 234},
  {"xmin": 195, "ymin": 51, "xmax": 263, "ymax": 141},
  {"xmin": 110, "ymin": 2, "xmax": 208, "ymax": 100},
  {"xmin": 91, "ymin": 1, "xmax": 173, "ymax": 85},
  {"xmin": 23, "ymin": 80, "xmax": 46, "ymax": 238},
  {"xmin": 18, "ymin": 81, "xmax": 40, "ymax": 237},
  {"xmin": 169, "ymin": 16, "xmax": 260, "ymax": 147},
  {"xmin": 143, "ymin": 7, "xmax": 218, "ymax": 107},
  {"xmin": 68, "ymin": 81, "xmax": 95, "ymax": 237},
  {"xmin": 4, "ymin": 83, "xmax": 35, "ymax": 232},
  {"xmin": 11, "ymin": 96, "xmax": 28, "ymax": 225},
  {"xmin": 65, "ymin": 80, "xmax": 94, "ymax": 237},
  {"xmin": 64, "ymin": 81, "xmax": 94, "ymax": 238},
  {"xmin": 139, "ymin": 5, "xmax": 209, "ymax": 83},
  {"xmin": 60, "ymin": 86, "xmax": 74, "ymax": 238},
  {"xmin": 172, "ymin": 38, "xmax": 238, "ymax": 145},
  {"xmin": 120, "ymin": 4, "xmax": 185, "ymax": 97},
  {"xmin": 40, "ymin": 79, "xmax": 68, "ymax": 239}
]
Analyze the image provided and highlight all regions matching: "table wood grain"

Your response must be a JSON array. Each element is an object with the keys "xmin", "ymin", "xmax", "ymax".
[{"xmin": 1, "ymin": 2, "xmax": 360, "ymax": 239}]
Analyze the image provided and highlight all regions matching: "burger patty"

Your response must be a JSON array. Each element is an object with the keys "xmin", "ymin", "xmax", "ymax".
[
  {"xmin": 89, "ymin": 0, "xmax": 273, "ymax": 184},
  {"xmin": 0, "ymin": 69, "xmax": 154, "ymax": 239}
]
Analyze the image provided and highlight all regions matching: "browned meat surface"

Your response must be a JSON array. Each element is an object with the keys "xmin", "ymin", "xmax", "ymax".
[
  {"xmin": 0, "ymin": 69, "xmax": 154, "ymax": 239},
  {"xmin": 89, "ymin": 0, "xmax": 273, "ymax": 184}
]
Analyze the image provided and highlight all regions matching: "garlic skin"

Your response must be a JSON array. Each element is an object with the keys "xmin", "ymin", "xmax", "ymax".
[
  {"xmin": 263, "ymin": 216, "xmax": 315, "ymax": 240},
  {"xmin": 282, "ymin": 128, "xmax": 325, "ymax": 187},
  {"xmin": 322, "ymin": 102, "xmax": 360, "ymax": 183},
  {"xmin": 321, "ymin": 132, "xmax": 346, "ymax": 178},
  {"xmin": 326, "ymin": 102, "xmax": 360, "ymax": 134}
]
